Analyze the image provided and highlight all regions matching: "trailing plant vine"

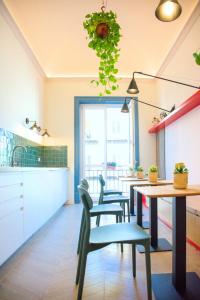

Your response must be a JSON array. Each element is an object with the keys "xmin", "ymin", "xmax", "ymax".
[{"xmin": 83, "ymin": 8, "xmax": 121, "ymax": 95}]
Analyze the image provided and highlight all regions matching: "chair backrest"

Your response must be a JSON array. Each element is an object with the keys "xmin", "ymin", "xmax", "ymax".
[
  {"xmin": 99, "ymin": 174, "xmax": 105, "ymax": 187},
  {"xmin": 78, "ymin": 184, "xmax": 93, "ymax": 210},
  {"xmin": 78, "ymin": 185, "xmax": 93, "ymax": 240},
  {"xmin": 80, "ymin": 178, "xmax": 89, "ymax": 190},
  {"xmin": 98, "ymin": 174, "xmax": 105, "ymax": 204}
]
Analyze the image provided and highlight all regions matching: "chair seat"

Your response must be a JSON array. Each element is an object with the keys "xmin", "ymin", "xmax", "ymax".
[
  {"xmin": 103, "ymin": 195, "xmax": 129, "ymax": 203},
  {"xmin": 104, "ymin": 189, "xmax": 122, "ymax": 196},
  {"xmin": 90, "ymin": 223, "xmax": 150, "ymax": 244},
  {"xmin": 90, "ymin": 204, "xmax": 123, "ymax": 215}
]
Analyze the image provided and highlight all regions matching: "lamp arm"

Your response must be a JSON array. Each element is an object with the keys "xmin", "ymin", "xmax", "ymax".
[
  {"xmin": 133, "ymin": 72, "xmax": 200, "ymax": 90},
  {"xmin": 131, "ymin": 97, "xmax": 171, "ymax": 112}
]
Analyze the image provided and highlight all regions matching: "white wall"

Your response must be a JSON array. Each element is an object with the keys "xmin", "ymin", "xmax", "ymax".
[
  {"xmin": 156, "ymin": 4, "xmax": 200, "ymax": 109},
  {"xmin": 165, "ymin": 106, "xmax": 200, "ymax": 182},
  {"xmin": 0, "ymin": 4, "xmax": 44, "ymax": 144},
  {"xmin": 44, "ymin": 77, "xmax": 158, "ymax": 202},
  {"xmin": 156, "ymin": 5, "xmax": 200, "ymax": 208}
]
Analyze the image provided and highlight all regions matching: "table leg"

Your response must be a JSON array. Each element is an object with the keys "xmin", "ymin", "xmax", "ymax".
[
  {"xmin": 138, "ymin": 197, "xmax": 172, "ymax": 253},
  {"xmin": 130, "ymin": 186, "xmax": 135, "ymax": 216},
  {"xmin": 150, "ymin": 197, "xmax": 158, "ymax": 248},
  {"xmin": 151, "ymin": 197, "xmax": 200, "ymax": 299},
  {"xmin": 136, "ymin": 191, "xmax": 149, "ymax": 229},
  {"xmin": 136, "ymin": 191, "xmax": 142, "ymax": 227},
  {"xmin": 172, "ymin": 196, "xmax": 186, "ymax": 292}
]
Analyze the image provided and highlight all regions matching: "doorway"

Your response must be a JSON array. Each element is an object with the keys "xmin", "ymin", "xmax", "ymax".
[{"xmin": 74, "ymin": 97, "xmax": 139, "ymax": 202}]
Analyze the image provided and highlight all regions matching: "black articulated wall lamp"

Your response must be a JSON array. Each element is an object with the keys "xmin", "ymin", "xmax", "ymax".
[
  {"xmin": 127, "ymin": 72, "xmax": 200, "ymax": 95},
  {"xmin": 121, "ymin": 97, "xmax": 175, "ymax": 114},
  {"xmin": 123, "ymin": 71, "xmax": 200, "ymax": 115},
  {"xmin": 121, "ymin": 98, "xmax": 130, "ymax": 113}
]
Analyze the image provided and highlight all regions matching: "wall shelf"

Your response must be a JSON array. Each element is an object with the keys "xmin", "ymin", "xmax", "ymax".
[{"xmin": 149, "ymin": 91, "xmax": 200, "ymax": 134}]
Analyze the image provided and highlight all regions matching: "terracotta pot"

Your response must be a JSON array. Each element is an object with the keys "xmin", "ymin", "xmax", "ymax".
[
  {"xmin": 173, "ymin": 173, "xmax": 188, "ymax": 189},
  {"xmin": 137, "ymin": 171, "xmax": 144, "ymax": 179},
  {"xmin": 96, "ymin": 23, "xmax": 109, "ymax": 38},
  {"xmin": 148, "ymin": 172, "xmax": 158, "ymax": 183}
]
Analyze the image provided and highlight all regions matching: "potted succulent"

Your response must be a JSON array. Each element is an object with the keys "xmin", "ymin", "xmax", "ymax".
[
  {"xmin": 148, "ymin": 165, "xmax": 158, "ymax": 183},
  {"xmin": 173, "ymin": 162, "xmax": 188, "ymax": 189},
  {"xmin": 135, "ymin": 165, "xmax": 144, "ymax": 179},
  {"xmin": 83, "ymin": 9, "xmax": 121, "ymax": 95}
]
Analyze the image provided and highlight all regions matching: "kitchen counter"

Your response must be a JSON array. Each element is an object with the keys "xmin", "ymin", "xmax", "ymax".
[{"xmin": 0, "ymin": 166, "xmax": 68, "ymax": 265}]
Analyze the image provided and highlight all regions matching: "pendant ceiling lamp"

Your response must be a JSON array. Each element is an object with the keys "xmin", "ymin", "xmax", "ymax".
[{"xmin": 155, "ymin": 0, "xmax": 182, "ymax": 22}]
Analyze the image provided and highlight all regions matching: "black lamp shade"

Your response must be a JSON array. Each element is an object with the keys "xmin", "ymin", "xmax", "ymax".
[
  {"xmin": 121, "ymin": 100, "xmax": 129, "ymax": 113},
  {"xmin": 127, "ymin": 76, "xmax": 139, "ymax": 94},
  {"xmin": 42, "ymin": 129, "xmax": 50, "ymax": 137},
  {"xmin": 155, "ymin": 0, "xmax": 182, "ymax": 22},
  {"xmin": 30, "ymin": 122, "xmax": 38, "ymax": 130}
]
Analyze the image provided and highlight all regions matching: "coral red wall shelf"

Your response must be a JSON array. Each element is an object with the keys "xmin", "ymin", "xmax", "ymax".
[{"xmin": 149, "ymin": 90, "xmax": 200, "ymax": 134}]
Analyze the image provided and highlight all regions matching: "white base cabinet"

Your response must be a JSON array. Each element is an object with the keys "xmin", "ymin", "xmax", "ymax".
[{"xmin": 0, "ymin": 169, "xmax": 68, "ymax": 266}]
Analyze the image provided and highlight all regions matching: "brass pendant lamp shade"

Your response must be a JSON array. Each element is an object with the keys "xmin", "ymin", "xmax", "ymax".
[{"xmin": 155, "ymin": 0, "xmax": 182, "ymax": 22}]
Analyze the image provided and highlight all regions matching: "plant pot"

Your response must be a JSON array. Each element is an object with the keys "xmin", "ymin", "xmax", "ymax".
[
  {"xmin": 173, "ymin": 173, "xmax": 188, "ymax": 189},
  {"xmin": 96, "ymin": 22, "xmax": 109, "ymax": 38},
  {"xmin": 137, "ymin": 171, "xmax": 144, "ymax": 179},
  {"xmin": 148, "ymin": 172, "xmax": 158, "ymax": 183}
]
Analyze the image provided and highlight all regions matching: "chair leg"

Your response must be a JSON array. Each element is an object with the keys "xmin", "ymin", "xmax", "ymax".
[
  {"xmin": 122, "ymin": 203, "xmax": 126, "ymax": 222},
  {"xmin": 77, "ymin": 211, "xmax": 85, "ymax": 255},
  {"xmin": 96, "ymin": 215, "xmax": 100, "ymax": 226},
  {"xmin": 119, "ymin": 213, "xmax": 124, "ymax": 253},
  {"xmin": 77, "ymin": 246, "xmax": 88, "ymax": 300},
  {"xmin": 127, "ymin": 200, "xmax": 130, "ymax": 222},
  {"xmin": 132, "ymin": 243, "xmax": 136, "ymax": 277},
  {"xmin": 78, "ymin": 219, "xmax": 86, "ymax": 257},
  {"xmin": 75, "ymin": 225, "xmax": 86, "ymax": 284},
  {"xmin": 116, "ymin": 215, "xmax": 118, "ymax": 223},
  {"xmin": 144, "ymin": 242, "xmax": 152, "ymax": 300}
]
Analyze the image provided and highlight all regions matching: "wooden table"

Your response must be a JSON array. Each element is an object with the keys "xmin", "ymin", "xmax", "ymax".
[
  {"xmin": 134, "ymin": 184, "xmax": 200, "ymax": 300},
  {"xmin": 120, "ymin": 176, "xmax": 148, "ymax": 182},
  {"xmin": 120, "ymin": 177, "xmax": 149, "ymax": 215},
  {"xmin": 121, "ymin": 177, "xmax": 171, "ymax": 220}
]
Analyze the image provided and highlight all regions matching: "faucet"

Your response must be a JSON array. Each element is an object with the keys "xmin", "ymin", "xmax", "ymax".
[{"xmin": 11, "ymin": 145, "xmax": 27, "ymax": 167}]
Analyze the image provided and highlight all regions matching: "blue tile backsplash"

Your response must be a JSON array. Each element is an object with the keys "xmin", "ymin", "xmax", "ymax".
[{"xmin": 0, "ymin": 129, "xmax": 67, "ymax": 167}]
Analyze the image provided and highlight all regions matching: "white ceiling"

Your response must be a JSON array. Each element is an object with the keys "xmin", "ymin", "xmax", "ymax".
[{"xmin": 3, "ymin": 0, "xmax": 199, "ymax": 78}]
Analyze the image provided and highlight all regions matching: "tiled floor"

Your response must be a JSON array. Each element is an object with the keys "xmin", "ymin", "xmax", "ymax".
[{"xmin": 0, "ymin": 204, "xmax": 200, "ymax": 300}]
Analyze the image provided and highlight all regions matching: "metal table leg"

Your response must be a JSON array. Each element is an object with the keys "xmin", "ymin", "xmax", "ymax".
[
  {"xmin": 130, "ymin": 186, "xmax": 135, "ymax": 216},
  {"xmin": 137, "ymin": 197, "xmax": 172, "ymax": 253}
]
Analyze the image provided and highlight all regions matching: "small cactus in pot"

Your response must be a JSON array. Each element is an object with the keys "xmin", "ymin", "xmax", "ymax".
[
  {"xmin": 135, "ymin": 165, "xmax": 144, "ymax": 179},
  {"xmin": 173, "ymin": 162, "xmax": 188, "ymax": 189},
  {"xmin": 148, "ymin": 165, "xmax": 158, "ymax": 183}
]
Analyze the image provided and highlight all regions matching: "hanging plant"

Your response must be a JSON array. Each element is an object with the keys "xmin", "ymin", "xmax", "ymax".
[
  {"xmin": 83, "ymin": 7, "xmax": 121, "ymax": 95},
  {"xmin": 193, "ymin": 51, "xmax": 200, "ymax": 65}
]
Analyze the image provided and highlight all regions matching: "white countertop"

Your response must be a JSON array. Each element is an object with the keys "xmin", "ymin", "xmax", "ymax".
[{"xmin": 0, "ymin": 167, "xmax": 69, "ymax": 173}]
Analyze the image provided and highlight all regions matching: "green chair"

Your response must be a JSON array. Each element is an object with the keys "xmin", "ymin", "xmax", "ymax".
[
  {"xmin": 98, "ymin": 174, "xmax": 130, "ymax": 223},
  {"xmin": 77, "ymin": 179, "xmax": 123, "ymax": 255},
  {"xmin": 76, "ymin": 185, "xmax": 152, "ymax": 300}
]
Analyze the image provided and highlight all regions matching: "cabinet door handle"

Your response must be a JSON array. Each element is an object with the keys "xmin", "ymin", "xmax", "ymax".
[{"xmin": 20, "ymin": 182, "xmax": 23, "ymax": 186}]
